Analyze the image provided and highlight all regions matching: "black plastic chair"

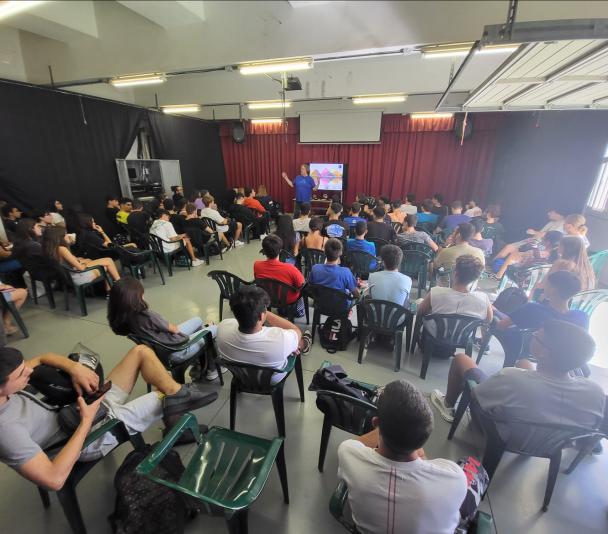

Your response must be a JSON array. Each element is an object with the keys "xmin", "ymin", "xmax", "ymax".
[
  {"xmin": 254, "ymin": 277, "xmax": 306, "ymax": 324},
  {"xmin": 201, "ymin": 217, "xmax": 224, "ymax": 260},
  {"xmin": 184, "ymin": 226, "xmax": 219, "ymax": 265},
  {"xmin": 61, "ymin": 265, "xmax": 112, "ymax": 316},
  {"xmin": 115, "ymin": 246, "xmax": 165, "ymax": 285},
  {"xmin": 412, "ymin": 313, "xmax": 486, "ymax": 379},
  {"xmin": 242, "ymin": 222, "xmax": 255, "ymax": 243},
  {"xmin": 306, "ymin": 284, "xmax": 360, "ymax": 344},
  {"xmin": 357, "ymin": 299, "xmax": 413, "ymax": 371},
  {"xmin": 0, "ymin": 293, "xmax": 28, "ymax": 338},
  {"xmin": 401, "ymin": 241, "xmax": 435, "ymax": 259},
  {"xmin": 208, "ymin": 270, "xmax": 252, "ymax": 321},
  {"xmin": 344, "ymin": 250, "xmax": 381, "ymax": 279},
  {"xmin": 21, "ymin": 254, "xmax": 65, "ymax": 309},
  {"xmin": 218, "ymin": 354, "xmax": 305, "ymax": 437},
  {"xmin": 415, "ymin": 222, "xmax": 436, "ymax": 235},
  {"xmin": 148, "ymin": 233, "xmax": 190, "ymax": 276},
  {"xmin": 300, "ymin": 248, "xmax": 326, "ymax": 279},
  {"xmin": 278, "ymin": 249, "xmax": 299, "ymax": 268},
  {"xmin": 368, "ymin": 237, "xmax": 389, "ymax": 255},
  {"xmin": 475, "ymin": 325, "xmax": 534, "ymax": 367},
  {"xmin": 315, "ymin": 389, "xmax": 377, "ymax": 472},
  {"xmin": 399, "ymin": 249, "xmax": 432, "ymax": 298},
  {"xmin": 447, "ymin": 381, "xmax": 605, "ymax": 512}
]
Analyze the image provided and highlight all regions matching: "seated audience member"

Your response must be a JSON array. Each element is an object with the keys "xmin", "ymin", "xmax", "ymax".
[
  {"xmin": 439, "ymin": 201, "xmax": 470, "ymax": 234},
  {"xmin": 0, "ymin": 240, "xmax": 19, "ymax": 277},
  {"xmin": 434, "ymin": 223, "xmax": 485, "ymax": 272},
  {"xmin": 431, "ymin": 193, "xmax": 449, "ymax": 223},
  {"xmin": 400, "ymin": 193, "xmax": 418, "ymax": 215},
  {"xmin": 108, "ymin": 277, "xmax": 220, "ymax": 380},
  {"xmin": 115, "ymin": 197, "xmax": 132, "ymax": 225},
  {"xmin": 469, "ymin": 218, "xmax": 493, "ymax": 256},
  {"xmin": 539, "ymin": 235, "xmax": 595, "ymax": 292},
  {"xmin": 323, "ymin": 202, "xmax": 349, "ymax": 239},
  {"xmin": 416, "ymin": 199, "xmax": 439, "ymax": 226},
  {"xmin": 42, "ymin": 227, "xmax": 120, "ymax": 291},
  {"xmin": 417, "ymin": 255, "xmax": 492, "ymax": 338},
  {"xmin": 362, "ymin": 199, "xmax": 376, "ymax": 221},
  {"xmin": 368, "ymin": 245, "xmax": 412, "ymax": 306},
  {"xmin": 30, "ymin": 209, "xmax": 54, "ymax": 230},
  {"xmin": 430, "ymin": 321, "xmax": 605, "ymax": 431},
  {"xmin": 389, "ymin": 200, "xmax": 406, "ymax": 224},
  {"xmin": 126, "ymin": 200, "xmax": 151, "ymax": 236},
  {"xmin": 482, "ymin": 205, "xmax": 504, "ymax": 254},
  {"xmin": 254, "ymin": 235, "xmax": 305, "ymax": 306},
  {"xmin": 193, "ymin": 190, "xmax": 206, "ymax": 212},
  {"xmin": 0, "ymin": 345, "xmax": 217, "ymax": 489},
  {"xmin": 464, "ymin": 200, "xmax": 483, "ymax": 218},
  {"xmin": 201, "ymin": 194, "xmax": 244, "ymax": 248},
  {"xmin": 375, "ymin": 200, "xmax": 392, "ymax": 224},
  {"xmin": 163, "ymin": 198, "xmax": 186, "ymax": 234},
  {"xmin": 1, "ymin": 284, "xmax": 27, "ymax": 336},
  {"xmin": 563, "ymin": 213, "xmax": 590, "ymax": 248},
  {"xmin": 309, "ymin": 238, "xmax": 360, "ymax": 298},
  {"xmin": 256, "ymin": 184, "xmax": 271, "ymax": 206},
  {"xmin": 47, "ymin": 200, "xmax": 66, "ymax": 227},
  {"xmin": 11, "ymin": 219, "xmax": 43, "ymax": 260},
  {"xmin": 347, "ymin": 221, "xmax": 377, "ymax": 270},
  {"xmin": 77, "ymin": 214, "xmax": 126, "ymax": 255},
  {"xmin": 493, "ymin": 271, "xmax": 588, "ymax": 367},
  {"xmin": 292, "ymin": 202, "xmax": 312, "ymax": 233},
  {"xmin": 343, "ymin": 202, "xmax": 367, "ymax": 229},
  {"xmin": 216, "ymin": 285, "xmax": 311, "ymax": 384},
  {"xmin": 1, "ymin": 205, "xmax": 22, "ymax": 236},
  {"xmin": 171, "ymin": 185, "xmax": 184, "ymax": 205},
  {"xmin": 367, "ymin": 207, "xmax": 396, "ymax": 242},
  {"xmin": 243, "ymin": 187, "xmax": 267, "ymax": 216},
  {"xmin": 274, "ymin": 215, "xmax": 300, "ymax": 259},
  {"xmin": 150, "ymin": 210, "xmax": 204, "ymax": 267},
  {"xmin": 338, "ymin": 379, "xmax": 467, "ymax": 534},
  {"xmin": 229, "ymin": 193, "xmax": 267, "ymax": 238},
  {"xmin": 182, "ymin": 204, "xmax": 224, "ymax": 255},
  {"xmin": 395, "ymin": 214, "xmax": 439, "ymax": 252},
  {"xmin": 104, "ymin": 196, "xmax": 122, "ymax": 238},
  {"xmin": 302, "ymin": 217, "xmax": 327, "ymax": 251}
]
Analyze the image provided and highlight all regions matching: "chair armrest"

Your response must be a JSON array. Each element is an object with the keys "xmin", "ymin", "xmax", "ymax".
[
  {"xmin": 140, "ymin": 328, "xmax": 212, "ymax": 352},
  {"xmin": 83, "ymin": 419, "xmax": 123, "ymax": 449},
  {"xmin": 275, "ymin": 354, "xmax": 297, "ymax": 374},
  {"xmin": 329, "ymin": 480, "xmax": 358, "ymax": 533}
]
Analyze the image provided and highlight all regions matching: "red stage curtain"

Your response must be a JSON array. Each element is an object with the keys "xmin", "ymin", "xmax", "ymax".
[{"xmin": 219, "ymin": 113, "xmax": 504, "ymax": 210}]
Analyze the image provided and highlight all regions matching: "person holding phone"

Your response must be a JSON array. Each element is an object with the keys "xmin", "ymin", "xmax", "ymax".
[{"xmin": 282, "ymin": 164, "xmax": 318, "ymax": 215}]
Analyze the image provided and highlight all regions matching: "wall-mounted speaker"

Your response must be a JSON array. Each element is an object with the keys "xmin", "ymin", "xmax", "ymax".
[
  {"xmin": 454, "ymin": 113, "xmax": 473, "ymax": 141},
  {"xmin": 232, "ymin": 122, "xmax": 246, "ymax": 144}
]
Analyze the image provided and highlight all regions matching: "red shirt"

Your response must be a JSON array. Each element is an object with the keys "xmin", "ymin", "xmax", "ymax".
[
  {"xmin": 254, "ymin": 259, "xmax": 304, "ymax": 304},
  {"xmin": 243, "ymin": 197, "xmax": 266, "ymax": 214}
]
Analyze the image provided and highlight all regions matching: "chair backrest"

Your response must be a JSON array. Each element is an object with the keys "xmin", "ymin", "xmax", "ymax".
[
  {"xmin": 217, "ymin": 357, "xmax": 289, "ymax": 393},
  {"xmin": 400, "ymin": 241, "xmax": 434, "ymax": 259},
  {"xmin": 278, "ymin": 249, "xmax": 297, "ymax": 264},
  {"xmin": 316, "ymin": 390, "xmax": 377, "ymax": 435},
  {"xmin": 399, "ymin": 249, "xmax": 430, "ymax": 278},
  {"xmin": 307, "ymin": 283, "xmax": 353, "ymax": 317},
  {"xmin": 344, "ymin": 250, "xmax": 378, "ymax": 277},
  {"xmin": 201, "ymin": 217, "xmax": 218, "ymax": 232},
  {"xmin": 368, "ymin": 237, "xmax": 389, "ymax": 255},
  {"xmin": 361, "ymin": 299, "xmax": 410, "ymax": 334},
  {"xmin": 254, "ymin": 278, "xmax": 300, "ymax": 308},
  {"xmin": 569, "ymin": 289, "xmax": 608, "ymax": 316},
  {"xmin": 20, "ymin": 254, "xmax": 64, "ymax": 281},
  {"xmin": 391, "ymin": 221, "xmax": 402, "ymax": 234},
  {"xmin": 126, "ymin": 333, "xmax": 173, "ymax": 366},
  {"xmin": 416, "ymin": 222, "xmax": 435, "ymax": 235},
  {"xmin": 424, "ymin": 314, "xmax": 486, "ymax": 348},
  {"xmin": 497, "ymin": 264, "xmax": 551, "ymax": 297},
  {"xmin": 589, "ymin": 249, "xmax": 608, "ymax": 278},
  {"xmin": 301, "ymin": 248, "xmax": 326, "ymax": 275},
  {"xmin": 147, "ymin": 233, "xmax": 166, "ymax": 255},
  {"xmin": 208, "ymin": 270, "xmax": 251, "ymax": 299}
]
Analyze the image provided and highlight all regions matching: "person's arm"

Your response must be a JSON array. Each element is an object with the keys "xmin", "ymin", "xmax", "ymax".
[
  {"xmin": 93, "ymin": 223, "xmax": 112, "ymax": 246},
  {"xmin": 485, "ymin": 300, "xmax": 494, "ymax": 324},
  {"xmin": 264, "ymin": 311, "xmax": 302, "ymax": 342},
  {"xmin": 167, "ymin": 323, "xmax": 181, "ymax": 334},
  {"xmin": 58, "ymin": 246, "xmax": 85, "ymax": 271},
  {"xmin": 17, "ymin": 396, "xmax": 105, "ymax": 491},
  {"xmin": 416, "ymin": 291, "xmax": 432, "ymax": 316},
  {"xmin": 425, "ymin": 235, "xmax": 439, "ymax": 252},
  {"xmin": 310, "ymin": 175, "xmax": 319, "ymax": 191},
  {"xmin": 281, "ymin": 172, "xmax": 294, "ymax": 188},
  {"xmin": 496, "ymin": 316, "xmax": 512, "ymax": 329},
  {"xmin": 26, "ymin": 353, "xmax": 100, "ymax": 394}
]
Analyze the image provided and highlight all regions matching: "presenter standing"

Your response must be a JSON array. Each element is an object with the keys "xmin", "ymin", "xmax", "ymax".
[{"xmin": 282, "ymin": 164, "xmax": 318, "ymax": 215}]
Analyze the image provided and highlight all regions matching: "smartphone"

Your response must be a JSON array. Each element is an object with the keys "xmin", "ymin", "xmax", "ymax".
[{"xmin": 84, "ymin": 381, "xmax": 112, "ymax": 404}]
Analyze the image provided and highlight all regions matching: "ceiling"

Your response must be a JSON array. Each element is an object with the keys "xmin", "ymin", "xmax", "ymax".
[{"xmin": 2, "ymin": 1, "xmax": 608, "ymax": 119}]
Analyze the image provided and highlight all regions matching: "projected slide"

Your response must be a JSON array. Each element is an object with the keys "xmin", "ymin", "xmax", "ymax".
[{"xmin": 310, "ymin": 163, "xmax": 344, "ymax": 191}]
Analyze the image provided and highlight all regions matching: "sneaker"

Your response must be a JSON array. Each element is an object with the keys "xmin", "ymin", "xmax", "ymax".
[
  {"xmin": 300, "ymin": 330, "xmax": 313, "ymax": 355},
  {"xmin": 430, "ymin": 389, "xmax": 455, "ymax": 423},
  {"xmin": 162, "ymin": 383, "xmax": 218, "ymax": 417},
  {"xmin": 220, "ymin": 245, "xmax": 229, "ymax": 254},
  {"xmin": 234, "ymin": 240, "xmax": 246, "ymax": 248},
  {"xmin": 191, "ymin": 259, "xmax": 204, "ymax": 267},
  {"xmin": 259, "ymin": 233, "xmax": 267, "ymax": 240},
  {"xmin": 162, "ymin": 423, "xmax": 209, "ymax": 446},
  {"xmin": 204, "ymin": 368, "xmax": 219, "ymax": 381}
]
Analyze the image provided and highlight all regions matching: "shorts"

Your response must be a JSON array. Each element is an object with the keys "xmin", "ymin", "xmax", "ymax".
[
  {"xmin": 70, "ymin": 270, "xmax": 102, "ymax": 286},
  {"xmin": 463, "ymin": 368, "xmax": 488, "ymax": 429}
]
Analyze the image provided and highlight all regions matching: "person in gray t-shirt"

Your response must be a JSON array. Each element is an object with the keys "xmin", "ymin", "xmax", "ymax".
[{"xmin": 368, "ymin": 244, "xmax": 412, "ymax": 307}]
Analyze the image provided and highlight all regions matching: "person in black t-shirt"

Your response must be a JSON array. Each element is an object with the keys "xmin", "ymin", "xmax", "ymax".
[
  {"xmin": 366, "ymin": 206, "xmax": 396, "ymax": 242},
  {"xmin": 431, "ymin": 193, "xmax": 449, "ymax": 224},
  {"xmin": 228, "ymin": 193, "xmax": 266, "ymax": 238},
  {"xmin": 322, "ymin": 202, "xmax": 349, "ymax": 239},
  {"xmin": 104, "ymin": 196, "xmax": 121, "ymax": 237},
  {"xmin": 127, "ymin": 200, "xmax": 151, "ymax": 235}
]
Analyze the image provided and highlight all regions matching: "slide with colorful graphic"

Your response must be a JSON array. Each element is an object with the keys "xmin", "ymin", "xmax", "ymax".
[{"xmin": 310, "ymin": 163, "xmax": 344, "ymax": 191}]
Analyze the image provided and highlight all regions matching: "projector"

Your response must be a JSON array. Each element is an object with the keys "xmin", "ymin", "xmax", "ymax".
[{"xmin": 284, "ymin": 76, "xmax": 302, "ymax": 91}]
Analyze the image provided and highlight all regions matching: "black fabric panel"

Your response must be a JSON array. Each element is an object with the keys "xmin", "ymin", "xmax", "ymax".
[
  {"xmin": 147, "ymin": 110, "xmax": 226, "ymax": 195},
  {"xmin": 0, "ymin": 81, "xmax": 143, "ymax": 223},
  {"xmin": 487, "ymin": 111, "xmax": 608, "ymax": 241}
]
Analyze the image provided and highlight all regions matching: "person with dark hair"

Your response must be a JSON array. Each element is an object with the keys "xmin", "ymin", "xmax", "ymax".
[
  {"xmin": 272, "ymin": 215, "xmax": 298, "ymax": 258},
  {"xmin": 396, "ymin": 214, "xmax": 438, "ymax": 252},
  {"xmin": 439, "ymin": 201, "xmax": 470, "ymax": 234},
  {"xmin": 229, "ymin": 193, "xmax": 266, "ymax": 238},
  {"xmin": 389, "ymin": 199, "xmax": 405, "ymax": 224},
  {"xmin": 216, "ymin": 285, "xmax": 312, "ymax": 384},
  {"xmin": 150, "ymin": 210, "xmax": 204, "ymax": 267},
  {"xmin": 362, "ymin": 198, "xmax": 376, "ymax": 221},
  {"xmin": 1, "ymin": 205, "xmax": 22, "ymax": 236},
  {"xmin": 368, "ymin": 244, "xmax": 412, "ymax": 306},
  {"xmin": 29, "ymin": 209, "xmax": 53, "ymax": 229},
  {"xmin": 171, "ymin": 185, "xmax": 184, "ymax": 205},
  {"xmin": 116, "ymin": 198, "xmax": 132, "ymax": 225},
  {"xmin": 355, "ymin": 192, "xmax": 367, "ymax": 203},
  {"xmin": 417, "ymin": 254, "xmax": 492, "ymax": 338},
  {"xmin": 309, "ymin": 238, "xmax": 360, "ymax": 297},
  {"xmin": 338, "ymin": 379, "xmax": 467, "ymax": 534},
  {"xmin": 464, "ymin": 200, "xmax": 483, "ymax": 218},
  {"xmin": 400, "ymin": 193, "xmax": 418, "ymax": 216},
  {"xmin": 416, "ymin": 199, "xmax": 438, "ymax": 225},
  {"xmin": 0, "ymin": 344, "xmax": 218, "ymax": 489},
  {"xmin": 343, "ymin": 202, "xmax": 366, "ymax": 229},
  {"xmin": 182, "ymin": 202, "xmax": 220, "ymax": 252},
  {"xmin": 302, "ymin": 217, "xmax": 327, "ymax": 250},
  {"xmin": 47, "ymin": 200, "xmax": 66, "ymax": 227},
  {"xmin": 434, "ymin": 223, "xmax": 485, "ymax": 271},
  {"xmin": 77, "ymin": 213, "xmax": 117, "ymax": 255},
  {"xmin": 243, "ymin": 188, "xmax": 269, "ymax": 238},
  {"xmin": 431, "ymin": 193, "xmax": 449, "ymax": 223},
  {"xmin": 292, "ymin": 202, "xmax": 312, "ymax": 233},
  {"xmin": 323, "ymin": 202, "xmax": 349, "ymax": 238},
  {"xmin": 469, "ymin": 218, "xmax": 493, "ymax": 256},
  {"xmin": 126, "ymin": 199, "xmax": 151, "ymax": 237},
  {"xmin": 282, "ymin": 164, "xmax": 318, "ymax": 214},
  {"xmin": 366, "ymin": 206, "xmax": 396, "ymax": 242},
  {"xmin": 431, "ymin": 321, "xmax": 605, "ymax": 431},
  {"xmin": 201, "ymin": 194, "xmax": 244, "ymax": 248},
  {"xmin": 346, "ymin": 221, "xmax": 377, "ymax": 269},
  {"xmin": 11, "ymin": 218, "xmax": 43, "ymax": 260},
  {"xmin": 104, "ymin": 196, "xmax": 122, "ymax": 238}
]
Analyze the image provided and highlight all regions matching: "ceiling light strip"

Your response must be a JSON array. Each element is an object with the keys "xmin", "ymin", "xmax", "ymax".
[
  {"xmin": 239, "ymin": 58, "xmax": 313, "ymax": 75},
  {"xmin": 247, "ymin": 101, "xmax": 292, "ymax": 110},
  {"xmin": 352, "ymin": 94, "xmax": 406, "ymax": 105},
  {"xmin": 251, "ymin": 118, "xmax": 284, "ymax": 124},
  {"xmin": 411, "ymin": 112, "xmax": 454, "ymax": 119},
  {"xmin": 110, "ymin": 73, "xmax": 166, "ymax": 87},
  {"xmin": 161, "ymin": 104, "xmax": 201, "ymax": 114}
]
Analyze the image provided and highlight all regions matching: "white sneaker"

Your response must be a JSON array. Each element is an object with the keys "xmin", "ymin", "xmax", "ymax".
[
  {"xmin": 430, "ymin": 389, "xmax": 455, "ymax": 423},
  {"xmin": 204, "ymin": 368, "xmax": 219, "ymax": 381},
  {"xmin": 191, "ymin": 259, "xmax": 204, "ymax": 267},
  {"xmin": 234, "ymin": 240, "xmax": 246, "ymax": 247},
  {"xmin": 259, "ymin": 233, "xmax": 267, "ymax": 240},
  {"xmin": 220, "ymin": 245, "xmax": 229, "ymax": 254}
]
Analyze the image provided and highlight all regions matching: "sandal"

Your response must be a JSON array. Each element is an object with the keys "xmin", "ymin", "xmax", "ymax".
[{"xmin": 300, "ymin": 330, "xmax": 313, "ymax": 355}]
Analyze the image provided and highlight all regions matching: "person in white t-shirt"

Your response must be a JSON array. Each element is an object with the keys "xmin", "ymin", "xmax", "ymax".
[
  {"xmin": 149, "ymin": 210, "xmax": 204, "ymax": 266},
  {"xmin": 338, "ymin": 379, "xmax": 468, "ymax": 534},
  {"xmin": 200, "ymin": 194, "xmax": 244, "ymax": 248},
  {"xmin": 216, "ymin": 285, "xmax": 312, "ymax": 383},
  {"xmin": 292, "ymin": 202, "xmax": 312, "ymax": 233},
  {"xmin": 400, "ymin": 193, "xmax": 418, "ymax": 215}
]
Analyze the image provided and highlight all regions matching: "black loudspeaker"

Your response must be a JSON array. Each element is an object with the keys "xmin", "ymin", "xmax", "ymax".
[
  {"xmin": 232, "ymin": 122, "xmax": 246, "ymax": 144},
  {"xmin": 454, "ymin": 113, "xmax": 473, "ymax": 141}
]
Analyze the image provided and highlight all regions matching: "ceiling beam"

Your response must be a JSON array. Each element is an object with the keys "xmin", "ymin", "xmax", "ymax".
[{"xmin": 116, "ymin": 1, "xmax": 205, "ymax": 28}]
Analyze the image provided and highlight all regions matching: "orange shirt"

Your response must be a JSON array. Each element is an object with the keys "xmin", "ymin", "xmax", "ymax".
[
  {"xmin": 243, "ymin": 197, "xmax": 266, "ymax": 214},
  {"xmin": 390, "ymin": 211, "xmax": 405, "ymax": 224}
]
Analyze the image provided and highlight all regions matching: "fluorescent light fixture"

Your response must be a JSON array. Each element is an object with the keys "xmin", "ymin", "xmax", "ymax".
[
  {"xmin": 410, "ymin": 112, "xmax": 454, "ymax": 119},
  {"xmin": 477, "ymin": 44, "xmax": 520, "ymax": 55},
  {"xmin": 247, "ymin": 101, "xmax": 292, "ymax": 110},
  {"xmin": 239, "ymin": 57, "xmax": 313, "ymax": 75},
  {"xmin": 352, "ymin": 94, "xmax": 406, "ymax": 105},
  {"xmin": 251, "ymin": 118, "xmax": 283, "ymax": 124},
  {"xmin": 161, "ymin": 104, "xmax": 201, "ymax": 114},
  {"xmin": 0, "ymin": 0, "xmax": 45, "ymax": 20},
  {"xmin": 422, "ymin": 42, "xmax": 473, "ymax": 58},
  {"xmin": 110, "ymin": 73, "xmax": 166, "ymax": 87}
]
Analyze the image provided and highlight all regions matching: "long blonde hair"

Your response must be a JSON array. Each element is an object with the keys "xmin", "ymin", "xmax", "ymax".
[
  {"xmin": 563, "ymin": 214, "xmax": 587, "ymax": 237},
  {"xmin": 552, "ymin": 235, "xmax": 595, "ymax": 290}
]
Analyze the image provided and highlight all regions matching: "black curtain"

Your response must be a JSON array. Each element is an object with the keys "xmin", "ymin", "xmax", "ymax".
[
  {"xmin": 487, "ymin": 110, "xmax": 608, "ymax": 241},
  {"xmin": 0, "ymin": 81, "xmax": 143, "ymax": 223},
  {"xmin": 147, "ymin": 110, "xmax": 226, "ymax": 195}
]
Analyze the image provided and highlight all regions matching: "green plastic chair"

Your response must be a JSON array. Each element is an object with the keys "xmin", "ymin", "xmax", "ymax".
[
  {"xmin": 589, "ymin": 249, "xmax": 608, "ymax": 279},
  {"xmin": 569, "ymin": 289, "xmax": 608, "ymax": 317},
  {"xmin": 398, "ymin": 248, "xmax": 432, "ymax": 298},
  {"xmin": 148, "ymin": 233, "xmax": 191, "ymax": 276},
  {"xmin": 136, "ymin": 413, "xmax": 289, "ymax": 534},
  {"xmin": 61, "ymin": 264, "xmax": 112, "ymax": 316},
  {"xmin": 497, "ymin": 263, "xmax": 551, "ymax": 298}
]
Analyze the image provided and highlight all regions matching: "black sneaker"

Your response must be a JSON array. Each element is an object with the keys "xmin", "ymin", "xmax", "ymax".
[{"xmin": 162, "ymin": 383, "xmax": 218, "ymax": 418}]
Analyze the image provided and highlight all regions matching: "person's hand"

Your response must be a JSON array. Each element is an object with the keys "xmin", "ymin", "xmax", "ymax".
[
  {"xmin": 281, "ymin": 172, "xmax": 288, "ymax": 179},
  {"xmin": 93, "ymin": 223, "xmax": 104, "ymax": 233},
  {"xmin": 76, "ymin": 395, "xmax": 104, "ymax": 424},
  {"xmin": 526, "ymin": 228, "xmax": 536, "ymax": 235},
  {"xmin": 70, "ymin": 363, "xmax": 99, "ymax": 395}
]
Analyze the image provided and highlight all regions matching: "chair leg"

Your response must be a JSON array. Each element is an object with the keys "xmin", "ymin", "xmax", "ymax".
[
  {"xmin": 357, "ymin": 328, "xmax": 368, "ymax": 364},
  {"xmin": 304, "ymin": 295, "xmax": 310, "ymax": 325},
  {"xmin": 543, "ymin": 451, "xmax": 562, "ymax": 512},
  {"xmin": 271, "ymin": 387, "xmax": 286, "ymax": 437},
  {"xmin": 56, "ymin": 484, "xmax": 87, "ymax": 534},
  {"xmin": 226, "ymin": 509, "xmax": 248, "ymax": 534},
  {"xmin": 219, "ymin": 297, "xmax": 224, "ymax": 322},
  {"xmin": 311, "ymin": 309, "xmax": 319, "ymax": 344},
  {"xmin": 317, "ymin": 415, "xmax": 333, "ymax": 473},
  {"xmin": 294, "ymin": 357, "xmax": 305, "ymax": 402},
  {"xmin": 419, "ymin": 349, "xmax": 431, "ymax": 379},
  {"xmin": 38, "ymin": 487, "xmax": 51, "ymax": 509},
  {"xmin": 76, "ymin": 288, "xmax": 87, "ymax": 317},
  {"xmin": 476, "ymin": 330, "xmax": 492, "ymax": 365},
  {"xmin": 31, "ymin": 277, "xmax": 39, "ymax": 305},
  {"xmin": 448, "ymin": 385, "xmax": 471, "ymax": 440},
  {"xmin": 393, "ymin": 332, "xmax": 402, "ymax": 372},
  {"xmin": 565, "ymin": 436, "xmax": 601, "ymax": 475},
  {"xmin": 275, "ymin": 442, "xmax": 290, "ymax": 504},
  {"xmin": 153, "ymin": 256, "xmax": 165, "ymax": 285},
  {"xmin": 482, "ymin": 439, "xmax": 506, "ymax": 482},
  {"xmin": 44, "ymin": 281, "xmax": 56, "ymax": 309},
  {"xmin": 229, "ymin": 382, "xmax": 238, "ymax": 431},
  {"xmin": 8, "ymin": 302, "xmax": 29, "ymax": 338},
  {"xmin": 165, "ymin": 257, "xmax": 173, "ymax": 277},
  {"xmin": 404, "ymin": 317, "xmax": 413, "ymax": 353}
]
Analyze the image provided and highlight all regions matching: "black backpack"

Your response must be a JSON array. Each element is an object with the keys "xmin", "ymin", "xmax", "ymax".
[
  {"xmin": 318, "ymin": 316, "xmax": 355, "ymax": 353},
  {"xmin": 109, "ymin": 445, "xmax": 199, "ymax": 534},
  {"xmin": 309, "ymin": 364, "xmax": 377, "ymax": 403},
  {"xmin": 493, "ymin": 287, "xmax": 528, "ymax": 314}
]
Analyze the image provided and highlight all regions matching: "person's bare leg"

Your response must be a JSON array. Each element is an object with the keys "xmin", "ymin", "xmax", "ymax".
[
  {"xmin": 495, "ymin": 251, "xmax": 522, "ymax": 279},
  {"xmin": 219, "ymin": 232, "xmax": 230, "ymax": 246},
  {"xmin": 516, "ymin": 358, "xmax": 535, "ymax": 370},
  {"xmin": 3, "ymin": 288, "xmax": 28, "ymax": 329},
  {"xmin": 182, "ymin": 238, "xmax": 198, "ymax": 261},
  {"xmin": 107, "ymin": 345, "xmax": 180, "ymax": 396},
  {"xmin": 234, "ymin": 222, "xmax": 242, "ymax": 242},
  {"xmin": 444, "ymin": 353, "xmax": 478, "ymax": 407},
  {"xmin": 85, "ymin": 257, "xmax": 121, "ymax": 282},
  {"xmin": 494, "ymin": 243, "xmax": 519, "ymax": 260}
]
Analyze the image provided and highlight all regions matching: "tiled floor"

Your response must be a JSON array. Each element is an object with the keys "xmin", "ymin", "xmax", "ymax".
[{"xmin": 2, "ymin": 241, "xmax": 607, "ymax": 534}]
